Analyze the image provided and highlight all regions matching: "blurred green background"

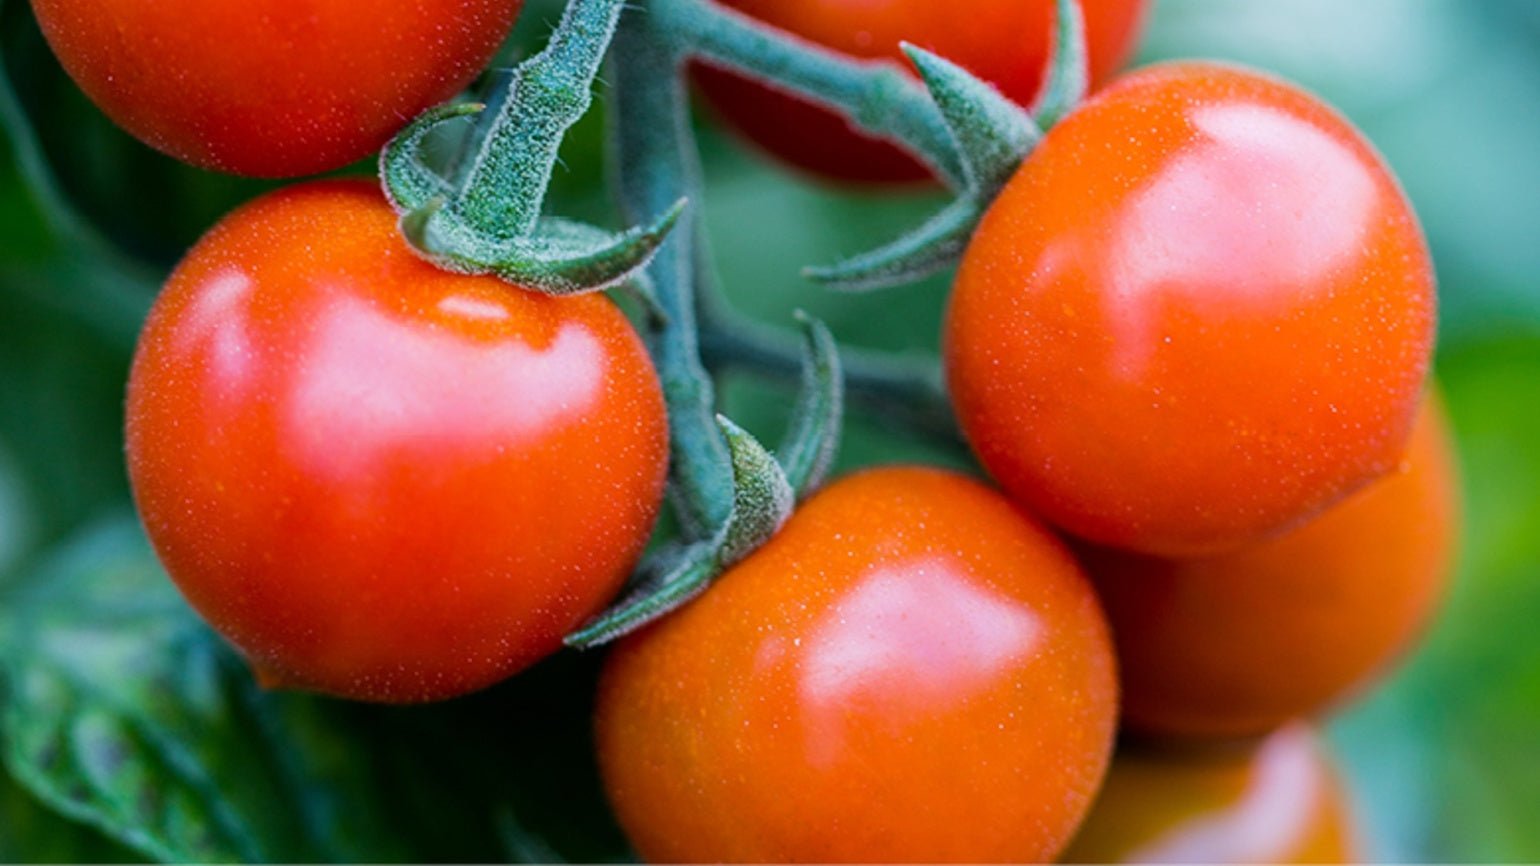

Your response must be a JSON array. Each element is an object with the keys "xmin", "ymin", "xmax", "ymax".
[{"xmin": 1, "ymin": 0, "xmax": 1537, "ymax": 861}]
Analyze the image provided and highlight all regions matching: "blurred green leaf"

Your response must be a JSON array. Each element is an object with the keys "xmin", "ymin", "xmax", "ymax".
[
  {"xmin": 0, "ymin": 767, "xmax": 141, "ymax": 863},
  {"xmin": 0, "ymin": 516, "xmax": 629, "ymax": 863}
]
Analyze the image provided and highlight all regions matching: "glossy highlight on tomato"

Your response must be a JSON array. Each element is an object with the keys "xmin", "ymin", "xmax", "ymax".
[
  {"xmin": 694, "ymin": 0, "xmax": 1148, "ymax": 183},
  {"xmin": 947, "ymin": 62, "xmax": 1437, "ymax": 556},
  {"xmin": 1063, "ymin": 725, "xmax": 1359, "ymax": 864},
  {"xmin": 1084, "ymin": 399, "xmax": 1459, "ymax": 740},
  {"xmin": 595, "ymin": 467, "xmax": 1117, "ymax": 863},
  {"xmin": 125, "ymin": 180, "xmax": 668, "ymax": 703},
  {"xmin": 30, "ymin": 0, "xmax": 522, "ymax": 177}
]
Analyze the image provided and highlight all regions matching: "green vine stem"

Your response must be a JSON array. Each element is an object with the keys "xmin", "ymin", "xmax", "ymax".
[
  {"xmin": 456, "ymin": 0, "xmax": 626, "ymax": 237},
  {"xmin": 379, "ymin": 0, "xmax": 683, "ymax": 295},
  {"xmin": 696, "ymin": 298, "xmax": 960, "ymax": 446},
  {"xmin": 651, "ymin": 0, "xmax": 966, "ymax": 188},
  {"xmin": 609, "ymin": 8, "xmax": 734, "ymax": 538}
]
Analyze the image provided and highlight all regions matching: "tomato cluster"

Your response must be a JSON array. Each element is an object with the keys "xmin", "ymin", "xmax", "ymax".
[
  {"xmin": 599, "ymin": 52, "xmax": 1449, "ymax": 866},
  {"xmin": 73, "ymin": 0, "xmax": 1457, "ymax": 860}
]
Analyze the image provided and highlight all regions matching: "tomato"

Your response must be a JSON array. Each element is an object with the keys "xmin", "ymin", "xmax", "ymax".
[
  {"xmin": 124, "ymin": 180, "xmax": 668, "ymax": 703},
  {"xmin": 1083, "ymin": 399, "xmax": 1458, "ymax": 740},
  {"xmin": 29, "ymin": 0, "xmax": 521, "ymax": 177},
  {"xmin": 1062, "ymin": 725, "xmax": 1359, "ymax": 864},
  {"xmin": 595, "ymin": 467, "xmax": 1117, "ymax": 863},
  {"xmin": 693, "ymin": 0, "xmax": 1148, "ymax": 184},
  {"xmin": 947, "ymin": 62, "xmax": 1436, "ymax": 556}
]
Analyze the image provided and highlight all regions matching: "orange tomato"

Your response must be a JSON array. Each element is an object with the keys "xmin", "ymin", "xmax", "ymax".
[
  {"xmin": 1085, "ymin": 399, "xmax": 1459, "ymax": 739},
  {"xmin": 31, "ymin": 0, "xmax": 520, "ymax": 176},
  {"xmin": 948, "ymin": 62, "xmax": 1436, "ymax": 556},
  {"xmin": 126, "ymin": 180, "xmax": 668, "ymax": 702},
  {"xmin": 595, "ymin": 467, "xmax": 1118, "ymax": 862},
  {"xmin": 1063, "ymin": 724, "xmax": 1359, "ymax": 864}
]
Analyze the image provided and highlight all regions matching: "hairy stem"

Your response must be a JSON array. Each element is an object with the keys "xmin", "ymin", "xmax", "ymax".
[
  {"xmin": 652, "ymin": 0, "xmax": 965, "ymax": 187},
  {"xmin": 610, "ymin": 8, "xmax": 734, "ymax": 537},
  {"xmin": 458, "ymin": 0, "xmax": 629, "ymax": 236},
  {"xmin": 697, "ymin": 297, "xmax": 961, "ymax": 447}
]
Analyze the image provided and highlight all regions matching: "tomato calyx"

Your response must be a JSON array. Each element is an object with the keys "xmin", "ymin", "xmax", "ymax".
[
  {"xmin": 567, "ymin": 313, "xmax": 842, "ymax": 647},
  {"xmin": 380, "ymin": 0, "xmax": 684, "ymax": 296},
  {"xmin": 802, "ymin": 0, "xmax": 1089, "ymax": 290}
]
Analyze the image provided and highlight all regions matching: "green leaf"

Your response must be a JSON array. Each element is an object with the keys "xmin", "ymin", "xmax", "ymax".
[
  {"xmin": 0, "ymin": 767, "xmax": 142, "ymax": 863},
  {"xmin": 0, "ymin": 518, "xmax": 394, "ymax": 861},
  {"xmin": 0, "ymin": 516, "xmax": 630, "ymax": 863}
]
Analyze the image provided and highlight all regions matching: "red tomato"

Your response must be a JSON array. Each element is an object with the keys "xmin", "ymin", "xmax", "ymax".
[
  {"xmin": 947, "ymin": 62, "xmax": 1436, "ymax": 556},
  {"xmin": 693, "ymin": 0, "xmax": 1148, "ymax": 183},
  {"xmin": 125, "ymin": 180, "xmax": 668, "ymax": 703},
  {"xmin": 1063, "ymin": 725, "xmax": 1359, "ymax": 864},
  {"xmin": 1084, "ymin": 399, "xmax": 1459, "ymax": 740},
  {"xmin": 595, "ymin": 467, "xmax": 1118, "ymax": 863},
  {"xmin": 30, "ymin": 0, "xmax": 521, "ymax": 177}
]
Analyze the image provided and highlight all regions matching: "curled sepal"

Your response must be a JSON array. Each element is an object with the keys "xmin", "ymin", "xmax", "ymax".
[
  {"xmin": 400, "ymin": 198, "xmax": 687, "ymax": 295},
  {"xmin": 715, "ymin": 415, "xmax": 795, "ymax": 565},
  {"xmin": 776, "ymin": 312, "xmax": 844, "ymax": 495},
  {"xmin": 563, "ymin": 543, "xmax": 718, "ymax": 647},
  {"xmin": 565, "ymin": 415, "xmax": 797, "ymax": 648},
  {"xmin": 804, "ymin": 196, "xmax": 983, "ymax": 291},
  {"xmin": 901, "ymin": 43, "xmax": 1040, "ymax": 193},
  {"xmin": 1030, "ymin": 0, "xmax": 1090, "ymax": 129},
  {"xmin": 380, "ymin": 102, "xmax": 485, "ymax": 213}
]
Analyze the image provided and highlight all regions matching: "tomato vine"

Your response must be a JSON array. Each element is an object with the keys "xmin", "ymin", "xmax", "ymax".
[{"xmin": 374, "ymin": 0, "xmax": 1091, "ymax": 642}]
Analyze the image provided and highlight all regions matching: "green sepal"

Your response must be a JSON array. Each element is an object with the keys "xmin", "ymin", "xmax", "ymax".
[
  {"xmin": 902, "ymin": 43, "xmax": 1041, "ymax": 192},
  {"xmin": 379, "ymin": 102, "xmax": 485, "ymax": 213},
  {"xmin": 565, "ymin": 416, "xmax": 796, "ymax": 648},
  {"xmin": 562, "ymin": 542, "xmax": 718, "ymax": 648},
  {"xmin": 1030, "ymin": 0, "xmax": 1090, "ymax": 129},
  {"xmin": 804, "ymin": 196, "xmax": 982, "ymax": 291},
  {"xmin": 714, "ymin": 415, "xmax": 795, "ymax": 564},
  {"xmin": 775, "ymin": 312, "xmax": 843, "ymax": 495},
  {"xmin": 802, "ymin": 46, "xmax": 1044, "ymax": 292},
  {"xmin": 399, "ymin": 199, "xmax": 687, "ymax": 295},
  {"xmin": 379, "ymin": 0, "xmax": 679, "ymax": 296}
]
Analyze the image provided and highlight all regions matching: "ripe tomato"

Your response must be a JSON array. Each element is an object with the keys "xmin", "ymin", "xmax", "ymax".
[
  {"xmin": 1083, "ymin": 399, "xmax": 1459, "ymax": 740},
  {"xmin": 693, "ymin": 0, "xmax": 1148, "ymax": 184},
  {"xmin": 595, "ymin": 467, "xmax": 1118, "ymax": 863},
  {"xmin": 1063, "ymin": 725, "xmax": 1359, "ymax": 864},
  {"xmin": 947, "ymin": 62, "xmax": 1436, "ymax": 556},
  {"xmin": 125, "ymin": 180, "xmax": 668, "ymax": 703},
  {"xmin": 29, "ymin": 0, "xmax": 521, "ymax": 177}
]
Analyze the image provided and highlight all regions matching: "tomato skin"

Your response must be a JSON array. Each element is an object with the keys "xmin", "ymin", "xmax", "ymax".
[
  {"xmin": 1063, "ymin": 725, "xmax": 1359, "ymax": 864},
  {"xmin": 29, "ymin": 0, "xmax": 521, "ymax": 177},
  {"xmin": 947, "ymin": 62, "xmax": 1436, "ymax": 556},
  {"xmin": 595, "ymin": 467, "xmax": 1118, "ymax": 863},
  {"xmin": 124, "ymin": 180, "xmax": 668, "ymax": 703},
  {"xmin": 1083, "ymin": 400, "xmax": 1458, "ymax": 740},
  {"xmin": 694, "ymin": 0, "xmax": 1148, "ymax": 184}
]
